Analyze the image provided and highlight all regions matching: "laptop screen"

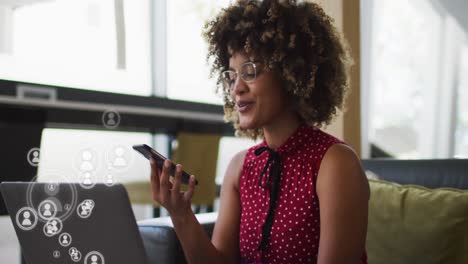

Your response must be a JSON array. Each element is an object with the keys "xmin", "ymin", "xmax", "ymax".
[{"xmin": 1, "ymin": 182, "xmax": 148, "ymax": 264}]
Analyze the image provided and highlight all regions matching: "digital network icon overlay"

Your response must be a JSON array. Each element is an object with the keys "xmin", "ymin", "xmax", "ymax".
[
  {"xmin": 84, "ymin": 251, "xmax": 106, "ymax": 264},
  {"xmin": 26, "ymin": 175, "xmax": 78, "ymax": 223},
  {"xmin": 15, "ymin": 207, "xmax": 38, "ymax": 231},
  {"xmin": 74, "ymin": 148, "xmax": 99, "ymax": 190},
  {"xmin": 19, "ymin": 135, "xmax": 136, "ymax": 262},
  {"xmin": 27, "ymin": 148, "xmax": 41, "ymax": 167},
  {"xmin": 102, "ymin": 109, "xmax": 121, "ymax": 129},
  {"xmin": 77, "ymin": 199, "xmax": 95, "ymax": 219},
  {"xmin": 103, "ymin": 145, "xmax": 134, "ymax": 187},
  {"xmin": 17, "ymin": 179, "xmax": 107, "ymax": 262}
]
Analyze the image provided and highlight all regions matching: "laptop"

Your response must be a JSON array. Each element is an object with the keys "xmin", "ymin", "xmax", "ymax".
[{"xmin": 0, "ymin": 182, "xmax": 149, "ymax": 264}]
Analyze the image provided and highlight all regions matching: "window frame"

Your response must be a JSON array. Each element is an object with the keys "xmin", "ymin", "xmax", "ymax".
[{"xmin": 0, "ymin": 80, "xmax": 232, "ymax": 135}]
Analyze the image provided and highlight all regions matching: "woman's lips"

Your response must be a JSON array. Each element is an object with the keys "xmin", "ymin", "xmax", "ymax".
[{"xmin": 237, "ymin": 101, "xmax": 254, "ymax": 113}]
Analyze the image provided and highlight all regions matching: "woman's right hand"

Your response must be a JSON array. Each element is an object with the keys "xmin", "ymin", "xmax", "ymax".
[{"xmin": 150, "ymin": 158, "xmax": 197, "ymax": 218}]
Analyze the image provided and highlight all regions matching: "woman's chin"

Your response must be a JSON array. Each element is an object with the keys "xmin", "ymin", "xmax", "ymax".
[
  {"xmin": 239, "ymin": 119, "xmax": 259, "ymax": 130},
  {"xmin": 238, "ymin": 123, "xmax": 249, "ymax": 130}
]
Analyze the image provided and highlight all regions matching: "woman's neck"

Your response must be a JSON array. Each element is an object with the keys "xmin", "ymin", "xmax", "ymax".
[{"xmin": 262, "ymin": 112, "xmax": 302, "ymax": 150}]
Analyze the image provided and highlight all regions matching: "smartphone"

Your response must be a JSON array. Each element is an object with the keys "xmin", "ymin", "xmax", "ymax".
[{"xmin": 132, "ymin": 144, "xmax": 198, "ymax": 185}]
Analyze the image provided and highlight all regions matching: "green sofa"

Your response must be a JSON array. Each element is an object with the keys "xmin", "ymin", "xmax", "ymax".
[{"xmin": 363, "ymin": 159, "xmax": 468, "ymax": 264}]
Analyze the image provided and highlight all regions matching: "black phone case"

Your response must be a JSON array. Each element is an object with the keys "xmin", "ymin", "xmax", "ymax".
[{"xmin": 132, "ymin": 144, "xmax": 197, "ymax": 185}]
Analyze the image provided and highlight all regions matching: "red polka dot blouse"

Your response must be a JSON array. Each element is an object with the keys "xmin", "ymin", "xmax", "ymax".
[{"xmin": 239, "ymin": 125, "xmax": 367, "ymax": 263}]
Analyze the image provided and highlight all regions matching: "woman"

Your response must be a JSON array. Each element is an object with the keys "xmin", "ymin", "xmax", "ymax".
[{"xmin": 149, "ymin": 0, "xmax": 369, "ymax": 263}]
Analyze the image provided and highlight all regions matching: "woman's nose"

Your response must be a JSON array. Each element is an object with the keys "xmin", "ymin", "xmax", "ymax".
[{"xmin": 231, "ymin": 76, "xmax": 248, "ymax": 95}]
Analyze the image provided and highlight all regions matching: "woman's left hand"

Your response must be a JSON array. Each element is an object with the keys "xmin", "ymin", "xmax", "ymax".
[{"xmin": 150, "ymin": 158, "xmax": 197, "ymax": 219}]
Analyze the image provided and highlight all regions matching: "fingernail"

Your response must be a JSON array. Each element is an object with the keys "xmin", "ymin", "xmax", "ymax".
[
  {"xmin": 164, "ymin": 160, "xmax": 171, "ymax": 168},
  {"xmin": 150, "ymin": 158, "xmax": 155, "ymax": 165}
]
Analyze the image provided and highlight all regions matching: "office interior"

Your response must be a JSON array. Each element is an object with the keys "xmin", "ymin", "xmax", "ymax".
[{"xmin": 0, "ymin": 0, "xmax": 467, "ymax": 263}]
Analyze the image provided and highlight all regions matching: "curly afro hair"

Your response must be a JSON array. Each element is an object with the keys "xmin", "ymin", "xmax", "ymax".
[{"xmin": 203, "ymin": 0, "xmax": 352, "ymax": 139}]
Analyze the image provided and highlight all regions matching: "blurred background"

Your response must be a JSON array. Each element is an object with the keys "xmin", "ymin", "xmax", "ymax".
[{"xmin": 0, "ymin": 0, "xmax": 466, "ymax": 263}]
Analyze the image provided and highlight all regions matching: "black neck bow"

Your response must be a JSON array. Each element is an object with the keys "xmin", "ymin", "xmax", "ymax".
[{"xmin": 254, "ymin": 146, "xmax": 282, "ymax": 251}]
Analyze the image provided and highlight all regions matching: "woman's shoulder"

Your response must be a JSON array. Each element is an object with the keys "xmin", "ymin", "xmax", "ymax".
[
  {"xmin": 230, "ymin": 149, "xmax": 248, "ymax": 168},
  {"xmin": 223, "ymin": 139, "xmax": 265, "ymax": 190},
  {"xmin": 308, "ymin": 126, "xmax": 345, "ymax": 145},
  {"xmin": 293, "ymin": 126, "xmax": 346, "ymax": 164},
  {"xmin": 322, "ymin": 143, "xmax": 359, "ymax": 165},
  {"xmin": 317, "ymin": 143, "xmax": 369, "ymax": 197}
]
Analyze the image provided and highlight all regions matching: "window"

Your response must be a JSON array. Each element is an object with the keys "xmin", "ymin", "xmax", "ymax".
[
  {"xmin": 365, "ymin": 0, "xmax": 468, "ymax": 158},
  {"xmin": 38, "ymin": 129, "xmax": 152, "ymax": 184},
  {"xmin": 166, "ymin": 0, "xmax": 230, "ymax": 104},
  {"xmin": 0, "ymin": 0, "xmax": 151, "ymax": 95}
]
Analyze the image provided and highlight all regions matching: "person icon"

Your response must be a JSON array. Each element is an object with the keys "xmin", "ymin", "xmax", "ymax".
[
  {"xmin": 80, "ymin": 205, "xmax": 88, "ymax": 217},
  {"xmin": 91, "ymin": 255, "xmax": 99, "ymax": 264},
  {"xmin": 38, "ymin": 200, "xmax": 57, "ymax": 220},
  {"xmin": 80, "ymin": 171, "xmax": 96, "ymax": 189},
  {"xmin": 106, "ymin": 112, "xmax": 116, "ymax": 126},
  {"xmin": 43, "ymin": 203, "xmax": 52, "ymax": 217},
  {"xmin": 77, "ymin": 200, "xmax": 94, "ymax": 218},
  {"xmin": 113, "ymin": 147, "xmax": 127, "ymax": 167},
  {"xmin": 84, "ymin": 251, "xmax": 104, "ymax": 264},
  {"xmin": 47, "ymin": 220, "xmax": 58, "ymax": 234},
  {"xmin": 44, "ymin": 183, "xmax": 60, "ymax": 196},
  {"xmin": 32, "ymin": 150, "xmax": 40, "ymax": 164},
  {"xmin": 59, "ymin": 232, "xmax": 72, "ymax": 247},
  {"xmin": 80, "ymin": 150, "xmax": 95, "ymax": 172},
  {"xmin": 47, "ymin": 224, "xmax": 54, "ymax": 234},
  {"xmin": 82, "ymin": 172, "xmax": 93, "ymax": 186},
  {"xmin": 69, "ymin": 247, "xmax": 82, "ymax": 261},
  {"xmin": 27, "ymin": 148, "xmax": 41, "ymax": 166},
  {"xmin": 72, "ymin": 251, "xmax": 81, "ymax": 261},
  {"xmin": 102, "ymin": 110, "xmax": 120, "ymax": 129},
  {"xmin": 105, "ymin": 174, "xmax": 113, "ymax": 186},
  {"xmin": 16, "ymin": 207, "xmax": 37, "ymax": 231},
  {"xmin": 21, "ymin": 211, "xmax": 32, "ymax": 226},
  {"xmin": 44, "ymin": 218, "xmax": 62, "ymax": 237}
]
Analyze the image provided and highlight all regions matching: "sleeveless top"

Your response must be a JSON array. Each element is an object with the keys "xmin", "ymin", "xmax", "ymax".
[{"xmin": 239, "ymin": 125, "xmax": 368, "ymax": 264}]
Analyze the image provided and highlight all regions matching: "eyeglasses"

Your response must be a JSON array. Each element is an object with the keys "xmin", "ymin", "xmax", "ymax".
[{"xmin": 221, "ymin": 62, "xmax": 261, "ymax": 91}]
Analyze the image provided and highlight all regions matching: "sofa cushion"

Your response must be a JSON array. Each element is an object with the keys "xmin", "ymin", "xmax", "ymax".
[{"xmin": 367, "ymin": 179, "xmax": 468, "ymax": 264}]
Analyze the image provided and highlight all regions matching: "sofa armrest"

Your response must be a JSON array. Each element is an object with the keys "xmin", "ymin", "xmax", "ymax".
[{"xmin": 138, "ymin": 212, "xmax": 218, "ymax": 264}]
